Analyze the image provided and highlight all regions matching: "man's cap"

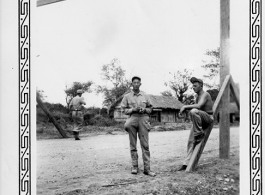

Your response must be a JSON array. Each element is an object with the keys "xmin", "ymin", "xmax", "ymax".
[
  {"xmin": 190, "ymin": 77, "xmax": 203, "ymax": 84},
  {"xmin": 77, "ymin": 89, "xmax": 83, "ymax": 94},
  {"xmin": 131, "ymin": 75, "xmax": 141, "ymax": 82}
]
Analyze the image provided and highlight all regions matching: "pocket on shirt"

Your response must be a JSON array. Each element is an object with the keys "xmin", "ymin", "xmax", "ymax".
[
  {"xmin": 128, "ymin": 101, "xmax": 136, "ymax": 107},
  {"xmin": 139, "ymin": 101, "xmax": 147, "ymax": 108}
]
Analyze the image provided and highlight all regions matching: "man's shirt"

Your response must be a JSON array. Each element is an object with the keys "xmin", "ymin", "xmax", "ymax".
[
  {"xmin": 70, "ymin": 96, "xmax": 86, "ymax": 110},
  {"xmin": 120, "ymin": 91, "xmax": 152, "ymax": 115}
]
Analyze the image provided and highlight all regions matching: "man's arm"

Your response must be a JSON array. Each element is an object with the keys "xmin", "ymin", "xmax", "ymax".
[
  {"xmin": 80, "ymin": 97, "xmax": 86, "ymax": 105},
  {"xmin": 144, "ymin": 95, "xmax": 153, "ymax": 114},
  {"xmin": 121, "ymin": 95, "xmax": 134, "ymax": 115},
  {"xmin": 180, "ymin": 93, "xmax": 208, "ymax": 113},
  {"xmin": 69, "ymin": 99, "xmax": 73, "ymax": 111}
]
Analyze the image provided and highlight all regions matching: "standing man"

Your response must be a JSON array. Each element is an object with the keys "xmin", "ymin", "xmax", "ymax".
[
  {"xmin": 178, "ymin": 77, "xmax": 214, "ymax": 171},
  {"xmin": 69, "ymin": 89, "xmax": 86, "ymax": 140},
  {"xmin": 121, "ymin": 76, "xmax": 156, "ymax": 177}
]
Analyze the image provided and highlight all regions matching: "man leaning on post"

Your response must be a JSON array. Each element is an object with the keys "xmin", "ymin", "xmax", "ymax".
[
  {"xmin": 178, "ymin": 77, "xmax": 214, "ymax": 171},
  {"xmin": 120, "ymin": 76, "xmax": 156, "ymax": 177}
]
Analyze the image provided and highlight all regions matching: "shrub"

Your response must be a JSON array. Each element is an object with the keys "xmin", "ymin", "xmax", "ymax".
[
  {"xmin": 87, "ymin": 115, "xmax": 118, "ymax": 127},
  {"xmin": 52, "ymin": 111, "xmax": 72, "ymax": 123},
  {"xmin": 36, "ymin": 102, "xmax": 69, "ymax": 124}
]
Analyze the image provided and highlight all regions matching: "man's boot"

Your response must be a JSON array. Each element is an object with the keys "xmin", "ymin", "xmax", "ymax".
[
  {"xmin": 143, "ymin": 169, "xmax": 156, "ymax": 177},
  {"xmin": 177, "ymin": 165, "xmax": 187, "ymax": 171},
  {"xmin": 73, "ymin": 131, "xmax": 80, "ymax": 140},
  {"xmin": 131, "ymin": 166, "xmax": 139, "ymax": 174}
]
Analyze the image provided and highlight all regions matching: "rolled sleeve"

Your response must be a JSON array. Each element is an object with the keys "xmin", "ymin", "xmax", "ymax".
[{"xmin": 80, "ymin": 98, "xmax": 86, "ymax": 105}]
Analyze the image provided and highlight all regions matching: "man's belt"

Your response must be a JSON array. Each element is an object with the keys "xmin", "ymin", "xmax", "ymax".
[
  {"xmin": 131, "ymin": 113, "xmax": 149, "ymax": 117},
  {"xmin": 73, "ymin": 109, "xmax": 81, "ymax": 111}
]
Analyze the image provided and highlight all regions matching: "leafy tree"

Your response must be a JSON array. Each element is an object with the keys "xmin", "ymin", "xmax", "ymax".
[
  {"xmin": 206, "ymin": 89, "xmax": 219, "ymax": 102},
  {"xmin": 36, "ymin": 89, "xmax": 46, "ymax": 101},
  {"xmin": 182, "ymin": 94, "xmax": 195, "ymax": 105},
  {"xmin": 96, "ymin": 58, "xmax": 131, "ymax": 107},
  {"xmin": 201, "ymin": 47, "xmax": 220, "ymax": 89},
  {"xmin": 64, "ymin": 81, "xmax": 93, "ymax": 109},
  {"xmin": 164, "ymin": 69, "xmax": 193, "ymax": 103}
]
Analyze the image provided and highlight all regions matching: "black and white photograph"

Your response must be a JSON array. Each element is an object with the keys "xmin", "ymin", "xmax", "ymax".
[{"xmin": 0, "ymin": 0, "xmax": 262, "ymax": 194}]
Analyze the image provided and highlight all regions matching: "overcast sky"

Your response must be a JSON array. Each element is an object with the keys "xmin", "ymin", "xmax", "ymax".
[{"xmin": 33, "ymin": 0, "xmax": 247, "ymax": 107}]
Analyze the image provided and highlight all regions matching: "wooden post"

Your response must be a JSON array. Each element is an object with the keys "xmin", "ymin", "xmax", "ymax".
[
  {"xmin": 220, "ymin": 0, "xmax": 230, "ymax": 159},
  {"xmin": 229, "ymin": 76, "xmax": 240, "ymax": 110},
  {"xmin": 212, "ymin": 75, "xmax": 231, "ymax": 118},
  {"xmin": 186, "ymin": 123, "xmax": 214, "ymax": 172},
  {"xmin": 36, "ymin": 92, "xmax": 68, "ymax": 138}
]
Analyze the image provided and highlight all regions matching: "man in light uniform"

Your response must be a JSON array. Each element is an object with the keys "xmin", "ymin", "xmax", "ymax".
[
  {"xmin": 69, "ymin": 89, "xmax": 86, "ymax": 140},
  {"xmin": 178, "ymin": 77, "xmax": 214, "ymax": 171},
  {"xmin": 121, "ymin": 76, "xmax": 156, "ymax": 177}
]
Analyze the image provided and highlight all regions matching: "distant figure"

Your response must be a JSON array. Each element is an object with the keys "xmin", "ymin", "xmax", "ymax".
[
  {"xmin": 69, "ymin": 89, "xmax": 86, "ymax": 140},
  {"xmin": 178, "ymin": 77, "xmax": 214, "ymax": 171},
  {"xmin": 120, "ymin": 76, "xmax": 156, "ymax": 177}
]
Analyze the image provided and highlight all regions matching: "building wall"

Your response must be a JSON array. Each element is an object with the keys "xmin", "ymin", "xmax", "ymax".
[
  {"xmin": 161, "ymin": 110, "xmax": 179, "ymax": 123},
  {"xmin": 151, "ymin": 109, "xmax": 181, "ymax": 123}
]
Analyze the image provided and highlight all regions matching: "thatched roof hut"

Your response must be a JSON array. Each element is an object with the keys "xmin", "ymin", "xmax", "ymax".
[
  {"xmin": 108, "ymin": 92, "xmax": 184, "ymax": 123},
  {"xmin": 148, "ymin": 95, "xmax": 183, "ymax": 110}
]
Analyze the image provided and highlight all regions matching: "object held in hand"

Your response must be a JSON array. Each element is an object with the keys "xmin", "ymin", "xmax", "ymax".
[
  {"xmin": 139, "ymin": 107, "xmax": 145, "ymax": 113},
  {"xmin": 178, "ymin": 112, "xmax": 186, "ymax": 119}
]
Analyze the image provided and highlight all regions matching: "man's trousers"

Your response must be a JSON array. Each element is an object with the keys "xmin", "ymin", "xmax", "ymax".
[
  {"xmin": 124, "ymin": 114, "xmax": 152, "ymax": 171},
  {"xmin": 72, "ymin": 111, "xmax": 84, "ymax": 132},
  {"xmin": 183, "ymin": 109, "xmax": 213, "ymax": 165}
]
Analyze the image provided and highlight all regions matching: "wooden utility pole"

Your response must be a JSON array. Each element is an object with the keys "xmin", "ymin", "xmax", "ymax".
[
  {"xmin": 36, "ymin": 92, "xmax": 68, "ymax": 138},
  {"xmin": 219, "ymin": 0, "xmax": 230, "ymax": 159}
]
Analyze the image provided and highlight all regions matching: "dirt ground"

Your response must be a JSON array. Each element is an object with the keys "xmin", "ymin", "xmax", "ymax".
[{"xmin": 37, "ymin": 127, "xmax": 239, "ymax": 195}]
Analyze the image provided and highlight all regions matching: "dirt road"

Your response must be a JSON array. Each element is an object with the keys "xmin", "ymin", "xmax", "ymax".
[{"xmin": 37, "ymin": 127, "xmax": 239, "ymax": 195}]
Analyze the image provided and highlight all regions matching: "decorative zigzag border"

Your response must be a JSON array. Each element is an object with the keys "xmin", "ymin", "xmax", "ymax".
[
  {"xmin": 250, "ymin": 0, "xmax": 262, "ymax": 195},
  {"xmin": 18, "ymin": 0, "xmax": 262, "ymax": 194},
  {"xmin": 19, "ymin": 0, "xmax": 31, "ymax": 194}
]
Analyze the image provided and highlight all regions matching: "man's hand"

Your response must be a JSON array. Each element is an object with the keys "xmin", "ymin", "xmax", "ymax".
[
  {"xmin": 145, "ymin": 108, "xmax": 152, "ymax": 114},
  {"xmin": 139, "ymin": 107, "xmax": 146, "ymax": 113},
  {"xmin": 132, "ymin": 107, "xmax": 140, "ymax": 113},
  {"xmin": 180, "ymin": 106, "xmax": 186, "ymax": 114}
]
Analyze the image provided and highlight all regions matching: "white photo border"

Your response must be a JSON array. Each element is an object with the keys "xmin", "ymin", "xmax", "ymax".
[{"xmin": 18, "ymin": 0, "xmax": 262, "ymax": 194}]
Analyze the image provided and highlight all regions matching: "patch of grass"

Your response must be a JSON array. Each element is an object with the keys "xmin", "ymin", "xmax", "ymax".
[
  {"xmin": 55, "ymin": 152, "xmax": 239, "ymax": 195},
  {"xmin": 151, "ymin": 122, "xmax": 193, "ymax": 132},
  {"xmin": 37, "ymin": 122, "xmax": 74, "ymax": 139},
  {"xmin": 85, "ymin": 115, "xmax": 119, "ymax": 127}
]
